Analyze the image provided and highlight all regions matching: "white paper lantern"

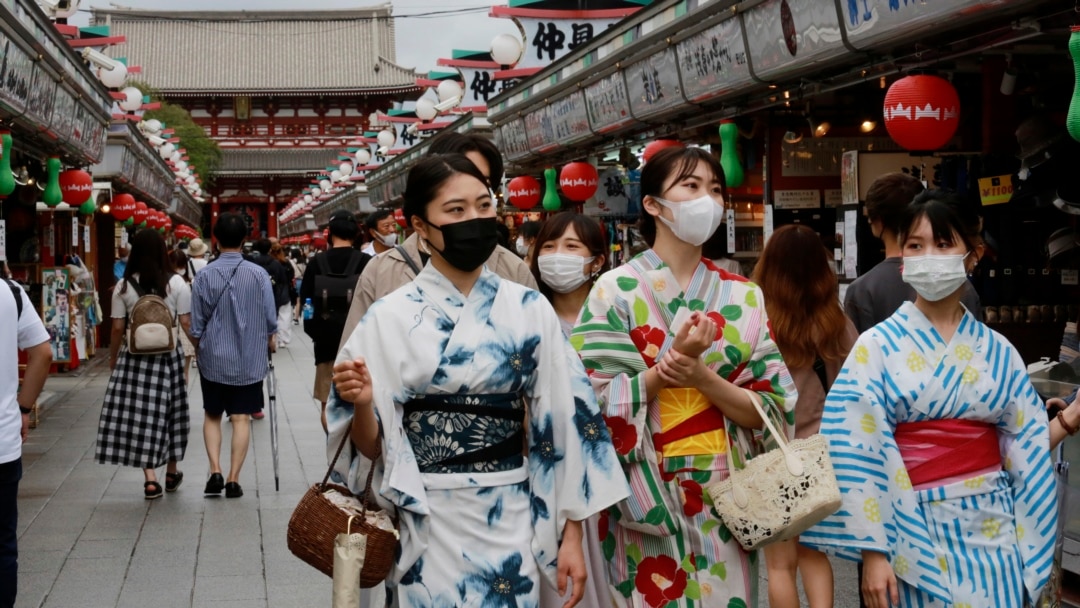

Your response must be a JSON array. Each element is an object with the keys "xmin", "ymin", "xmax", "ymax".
[
  {"xmin": 303, "ymin": 194, "xmax": 313, "ymax": 204},
  {"xmin": 98, "ymin": 62, "xmax": 128, "ymax": 88},
  {"xmin": 311, "ymin": 187, "xmax": 322, "ymax": 198},
  {"xmin": 170, "ymin": 151, "xmax": 181, "ymax": 163},
  {"xmin": 118, "ymin": 87, "xmax": 143, "ymax": 112},
  {"xmin": 331, "ymin": 170, "xmax": 343, "ymax": 182},
  {"xmin": 339, "ymin": 162, "xmax": 353, "ymax": 177},
  {"xmin": 377, "ymin": 129, "xmax": 396, "ymax": 149},
  {"xmin": 491, "ymin": 33, "xmax": 523, "ymax": 67},
  {"xmin": 174, "ymin": 160, "xmax": 188, "ymax": 172},
  {"xmin": 437, "ymin": 80, "xmax": 464, "ymax": 103},
  {"xmin": 355, "ymin": 148, "xmax": 372, "ymax": 165},
  {"xmin": 159, "ymin": 143, "xmax": 175, "ymax": 159},
  {"xmin": 185, "ymin": 175, "xmax": 196, "ymax": 185},
  {"xmin": 319, "ymin": 178, "xmax": 332, "ymax": 191},
  {"xmin": 415, "ymin": 97, "xmax": 438, "ymax": 122},
  {"xmin": 142, "ymin": 119, "xmax": 162, "ymax": 135}
]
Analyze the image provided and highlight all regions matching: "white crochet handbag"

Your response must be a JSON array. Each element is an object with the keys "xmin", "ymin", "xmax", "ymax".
[{"xmin": 707, "ymin": 388, "xmax": 842, "ymax": 552}]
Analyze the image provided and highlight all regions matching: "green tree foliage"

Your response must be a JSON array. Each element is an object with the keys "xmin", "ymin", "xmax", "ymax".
[{"xmin": 129, "ymin": 80, "xmax": 222, "ymax": 188}]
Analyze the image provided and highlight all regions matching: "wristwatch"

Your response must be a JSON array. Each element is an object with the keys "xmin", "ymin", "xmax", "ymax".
[{"xmin": 18, "ymin": 406, "xmax": 31, "ymax": 415}]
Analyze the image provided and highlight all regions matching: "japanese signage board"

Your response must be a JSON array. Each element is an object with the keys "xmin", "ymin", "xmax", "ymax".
[
  {"xmin": 524, "ymin": 105, "xmax": 555, "ymax": 153},
  {"xmin": 843, "ymin": 0, "xmax": 1000, "ymax": 50},
  {"xmin": 515, "ymin": 18, "xmax": 621, "ymax": 70},
  {"xmin": 624, "ymin": 47, "xmax": 685, "ymax": 121},
  {"xmin": 24, "ymin": 65, "xmax": 56, "ymax": 132},
  {"xmin": 774, "ymin": 189, "xmax": 820, "ymax": 210},
  {"xmin": 51, "ymin": 86, "xmax": 75, "ymax": 143},
  {"xmin": 548, "ymin": 90, "xmax": 590, "ymax": 146},
  {"xmin": 583, "ymin": 167, "xmax": 630, "ymax": 216},
  {"xmin": 459, "ymin": 67, "xmax": 514, "ymax": 107},
  {"xmin": 978, "ymin": 175, "xmax": 1013, "ymax": 206},
  {"xmin": 585, "ymin": 71, "xmax": 632, "ymax": 134},
  {"xmin": 742, "ymin": 0, "xmax": 845, "ymax": 82},
  {"xmin": 0, "ymin": 39, "xmax": 32, "ymax": 116},
  {"xmin": 676, "ymin": 17, "xmax": 753, "ymax": 103},
  {"xmin": 495, "ymin": 119, "xmax": 531, "ymax": 162}
]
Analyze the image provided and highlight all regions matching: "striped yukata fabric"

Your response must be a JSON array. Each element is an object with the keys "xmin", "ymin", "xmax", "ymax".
[
  {"xmin": 801, "ymin": 302, "xmax": 1057, "ymax": 607},
  {"xmin": 190, "ymin": 253, "xmax": 277, "ymax": 386}
]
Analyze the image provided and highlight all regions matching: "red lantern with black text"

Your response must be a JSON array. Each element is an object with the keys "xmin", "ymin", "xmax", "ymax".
[
  {"xmin": 59, "ymin": 169, "xmax": 93, "ymax": 205},
  {"xmin": 883, "ymin": 75, "xmax": 960, "ymax": 151},
  {"xmin": 559, "ymin": 162, "xmax": 599, "ymax": 202},
  {"xmin": 643, "ymin": 139, "xmax": 683, "ymax": 164},
  {"xmin": 132, "ymin": 201, "xmax": 149, "ymax": 226},
  {"xmin": 507, "ymin": 175, "xmax": 541, "ymax": 210},
  {"xmin": 393, "ymin": 208, "xmax": 406, "ymax": 228},
  {"xmin": 111, "ymin": 193, "xmax": 136, "ymax": 222}
]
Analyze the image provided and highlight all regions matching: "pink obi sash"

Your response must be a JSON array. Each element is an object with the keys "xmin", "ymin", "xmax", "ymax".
[{"xmin": 894, "ymin": 419, "xmax": 1001, "ymax": 489}]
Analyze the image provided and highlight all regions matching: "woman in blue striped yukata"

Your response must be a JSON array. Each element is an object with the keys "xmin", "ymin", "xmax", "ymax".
[{"xmin": 802, "ymin": 190, "xmax": 1057, "ymax": 608}]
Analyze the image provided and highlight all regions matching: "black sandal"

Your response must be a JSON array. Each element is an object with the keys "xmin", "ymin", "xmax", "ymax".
[
  {"xmin": 144, "ymin": 481, "xmax": 163, "ymax": 500},
  {"xmin": 165, "ymin": 471, "xmax": 184, "ymax": 492}
]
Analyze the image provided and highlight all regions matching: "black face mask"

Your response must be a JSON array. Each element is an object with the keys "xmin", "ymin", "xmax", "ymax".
[{"xmin": 424, "ymin": 217, "xmax": 499, "ymax": 272}]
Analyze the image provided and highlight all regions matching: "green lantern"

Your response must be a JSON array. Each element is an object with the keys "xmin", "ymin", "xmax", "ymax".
[
  {"xmin": 78, "ymin": 197, "xmax": 96, "ymax": 215},
  {"xmin": 0, "ymin": 132, "xmax": 13, "ymax": 197},
  {"xmin": 124, "ymin": 217, "xmax": 134, "ymax": 227},
  {"xmin": 542, "ymin": 167, "xmax": 561, "ymax": 211},
  {"xmin": 1068, "ymin": 27, "xmax": 1080, "ymax": 143},
  {"xmin": 137, "ymin": 221, "xmax": 147, "ymax": 229},
  {"xmin": 719, "ymin": 120, "xmax": 744, "ymax": 188},
  {"xmin": 42, "ymin": 157, "xmax": 62, "ymax": 207}
]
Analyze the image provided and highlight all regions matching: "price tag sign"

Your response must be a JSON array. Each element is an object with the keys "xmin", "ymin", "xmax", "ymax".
[
  {"xmin": 1062, "ymin": 270, "xmax": 1078, "ymax": 286},
  {"xmin": 120, "ymin": 229, "xmax": 129, "ymax": 249},
  {"xmin": 0, "ymin": 220, "xmax": 6, "ymax": 262},
  {"xmin": 726, "ymin": 208, "xmax": 736, "ymax": 254}
]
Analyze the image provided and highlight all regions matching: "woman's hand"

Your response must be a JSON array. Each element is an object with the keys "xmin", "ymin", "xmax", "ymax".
[
  {"xmin": 333, "ymin": 357, "xmax": 373, "ymax": 408},
  {"xmin": 862, "ymin": 551, "xmax": 899, "ymax": 608},
  {"xmin": 656, "ymin": 349, "xmax": 709, "ymax": 389},
  {"xmin": 556, "ymin": 520, "xmax": 587, "ymax": 608},
  {"xmin": 671, "ymin": 312, "xmax": 716, "ymax": 359}
]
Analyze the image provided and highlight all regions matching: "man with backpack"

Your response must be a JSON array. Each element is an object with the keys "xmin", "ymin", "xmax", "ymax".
[
  {"xmin": 1, "ymin": 278, "xmax": 51, "ymax": 607},
  {"xmin": 300, "ymin": 210, "xmax": 370, "ymax": 431}
]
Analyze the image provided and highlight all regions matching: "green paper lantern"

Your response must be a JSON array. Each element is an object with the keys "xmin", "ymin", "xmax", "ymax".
[
  {"xmin": 124, "ymin": 217, "xmax": 134, "ymax": 226},
  {"xmin": 137, "ymin": 221, "xmax": 147, "ymax": 229},
  {"xmin": 42, "ymin": 157, "xmax": 62, "ymax": 207},
  {"xmin": 542, "ymin": 167, "xmax": 561, "ymax": 211},
  {"xmin": 78, "ymin": 197, "xmax": 96, "ymax": 215},
  {"xmin": 718, "ymin": 121, "xmax": 744, "ymax": 188},
  {"xmin": 1068, "ymin": 27, "xmax": 1080, "ymax": 143},
  {"xmin": 0, "ymin": 132, "xmax": 13, "ymax": 197}
]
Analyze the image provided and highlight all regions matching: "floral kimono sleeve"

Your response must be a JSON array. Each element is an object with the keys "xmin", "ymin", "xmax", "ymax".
[
  {"xmin": 743, "ymin": 299, "xmax": 797, "ymax": 449},
  {"xmin": 571, "ymin": 271, "xmax": 651, "ymax": 464}
]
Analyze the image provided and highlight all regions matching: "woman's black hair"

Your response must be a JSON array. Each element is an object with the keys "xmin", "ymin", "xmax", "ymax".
[
  {"xmin": 426, "ymin": 132, "xmax": 504, "ymax": 188},
  {"xmin": 898, "ymin": 189, "xmax": 981, "ymax": 252},
  {"xmin": 122, "ymin": 228, "xmax": 171, "ymax": 296},
  {"xmin": 638, "ymin": 146, "xmax": 727, "ymax": 247},
  {"xmin": 402, "ymin": 154, "xmax": 491, "ymax": 222},
  {"xmin": 529, "ymin": 213, "xmax": 607, "ymax": 301},
  {"xmin": 168, "ymin": 249, "xmax": 190, "ymax": 284}
]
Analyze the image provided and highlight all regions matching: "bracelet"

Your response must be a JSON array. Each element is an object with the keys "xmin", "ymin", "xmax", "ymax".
[
  {"xmin": 18, "ymin": 406, "xmax": 31, "ymax": 415},
  {"xmin": 1058, "ymin": 410, "xmax": 1079, "ymax": 436}
]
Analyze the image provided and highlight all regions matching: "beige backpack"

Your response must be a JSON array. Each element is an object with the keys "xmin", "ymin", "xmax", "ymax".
[{"xmin": 126, "ymin": 281, "xmax": 175, "ymax": 355}]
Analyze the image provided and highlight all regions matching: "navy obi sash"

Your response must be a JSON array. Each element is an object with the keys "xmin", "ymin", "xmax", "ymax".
[{"xmin": 403, "ymin": 392, "xmax": 525, "ymax": 474}]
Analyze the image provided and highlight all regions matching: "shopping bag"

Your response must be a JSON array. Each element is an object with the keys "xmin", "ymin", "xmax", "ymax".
[{"xmin": 332, "ymin": 516, "xmax": 368, "ymax": 608}]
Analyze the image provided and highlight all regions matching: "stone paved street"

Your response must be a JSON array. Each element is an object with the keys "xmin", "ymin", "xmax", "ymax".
[{"xmin": 15, "ymin": 331, "xmax": 860, "ymax": 607}]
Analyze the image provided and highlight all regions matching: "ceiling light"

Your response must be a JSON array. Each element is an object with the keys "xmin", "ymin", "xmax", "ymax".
[
  {"xmin": 860, "ymin": 120, "xmax": 877, "ymax": 133},
  {"xmin": 813, "ymin": 121, "xmax": 831, "ymax": 137}
]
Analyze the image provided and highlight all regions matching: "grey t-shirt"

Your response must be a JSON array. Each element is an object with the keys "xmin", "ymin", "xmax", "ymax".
[{"xmin": 843, "ymin": 257, "xmax": 983, "ymax": 334}]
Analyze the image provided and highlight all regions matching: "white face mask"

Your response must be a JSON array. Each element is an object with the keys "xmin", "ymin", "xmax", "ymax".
[
  {"xmin": 538, "ymin": 253, "xmax": 595, "ymax": 294},
  {"xmin": 902, "ymin": 253, "xmax": 969, "ymax": 302},
  {"xmin": 653, "ymin": 195, "xmax": 725, "ymax": 246},
  {"xmin": 378, "ymin": 231, "xmax": 397, "ymax": 247},
  {"xmin": 516, "ymin": 237, "xmax": 529, "ymax": 256}
]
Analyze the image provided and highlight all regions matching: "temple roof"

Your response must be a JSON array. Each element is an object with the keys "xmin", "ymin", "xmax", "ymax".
[{"xmin": 92, "ymin": 5, "xmax": 420, "ymax": 94}]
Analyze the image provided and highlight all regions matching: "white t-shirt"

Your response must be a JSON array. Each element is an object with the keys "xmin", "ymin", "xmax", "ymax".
[
  {"xmin": 188, "ymin": 257, "xmax": 208, "ymax": 276},
  {"xmin": 0, "ymin": 282, "xmax": 51, "ymax": 464},
  {"xmin": 112, "ymin": 274, "xmax": 192, "ymax": 319}
]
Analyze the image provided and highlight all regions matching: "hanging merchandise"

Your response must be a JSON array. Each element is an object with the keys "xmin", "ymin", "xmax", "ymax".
[
  {"xmin": 719, "ymin": 121, "xmax": 745, "ymax": 188},
  {"xmin": 59, "ymin": 169, "xmax": 93, "ymax": 206},
  {"xmin": 111, "ymin": 193, "xmax": 137, "ymax": 223},
  {"xmin": 507, "ymin": 175, "xmax": 541, "ymax": 210},
  {"xmin": 132, "ymin": 201, "xmax": 149, "ymax": 228},
  {"xmin": 883, "ymin": 75, "xmax": 960, "ymax": 151},
  {"xmin": 0, "ymin": 132, "xmax": 13, "ymax": 197},
  {"xmin": 43, "ymin": 157, "xmax": 63, "ymax": 207},
  {"xmin": 542, "ymin": 168, "xmax": 561, "ymax": 211},
  {"xmin": 559, "ymin": 161, "xmax": 599, "ymax": 202},
  {"xmin": 393, "ymin": 208, "xmax": 407, "ymax": 228},
  {"xmin": 643, "ymin": 139, "xmax": 683, "ymax": 164},
  {"xmin": 79, "ymin": 198, "xmax": 96, "ymax": 216},
  {"xmin": 1069, "ymin": 27, "xmax": 1080, "ymax": 143}
]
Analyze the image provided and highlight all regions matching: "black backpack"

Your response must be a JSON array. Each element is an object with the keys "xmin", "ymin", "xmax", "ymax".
[
  {"xmin": 312, "ymin": 251, "xmax": 365, "ymax": 327},
  {"xmin": 252, "ymin": 254, "xmax": 291, "ymax": 308},
  {"xmin": 5, "ymin": 279, "xmax": 23, "ymax": 319}
]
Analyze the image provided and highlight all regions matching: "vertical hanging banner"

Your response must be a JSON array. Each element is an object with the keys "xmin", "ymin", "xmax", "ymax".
[
  {"xmin": 0, "ymin": 219, "xmax": 6, "ymax": 262},
  {"xmin": 763, "ymin": 204, "xmax": 774, "ymax": 244},
  {"xmin": 726, "ymin": 208, "xmax": 736, "ymax": 254},
  {"xmin": 72, "ymin": 218, "xmax": 79, "ymax": 249},
  {"xmin": 84, "ymin": 224, "xmax": 91, "ymax": 253},
  {"xmin": 46, "ymin": 224, "xmax": 55, "ymax": 255},
  {"xmin": 120, "ymin": 228, "xmax": 129, "ymax": 249}
]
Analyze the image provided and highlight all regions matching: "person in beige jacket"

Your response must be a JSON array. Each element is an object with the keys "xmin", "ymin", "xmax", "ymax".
[{"xmin": 338, "ymin": 232, "xmax": 536, "ymax": 350}]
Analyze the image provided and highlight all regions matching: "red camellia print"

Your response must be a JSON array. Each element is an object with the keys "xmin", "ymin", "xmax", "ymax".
[
  {"xmin": 603, "ymin": 415, "xmax": 638, "ymax": 456},
  {"xmin": 635, "ymin": 555, "xmax": 688, "ymax": 607},
  {"xmin": 705, "ymin": 311, "xmax": 727, "ymax": 341},
  {"xmin": 630, "ymin": 325, "xmax": 666, "ymax": 367},
  {"xmin": 597, "ymin": 510, "xmax": 609, "ymax": 542},
  {"xmin": 679, "ymin": 479, "xmax": 705, "ymax": 517}
]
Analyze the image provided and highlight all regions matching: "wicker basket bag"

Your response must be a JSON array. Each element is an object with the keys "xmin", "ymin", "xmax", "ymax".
[
  {"xmin": 287, "ymin": 433, "xmax": 398, "ymax": 587},
  {"xmin": 707, "ymin": 388, "xmax": 842, "ymax": 552}
]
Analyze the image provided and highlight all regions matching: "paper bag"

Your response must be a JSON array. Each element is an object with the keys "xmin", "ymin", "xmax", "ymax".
[{"xmin": 332, "ymin": 517, "xmax": 368, "ymax": 608}]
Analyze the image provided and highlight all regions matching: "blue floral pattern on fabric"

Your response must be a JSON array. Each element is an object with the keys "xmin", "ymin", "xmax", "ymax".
[
  {"xmin": 460, "ymin": 553, "xmax": 535, "ymax": 608},
  {"xmin": 405, "ymin": 395, "xmax": 524, "ymax": 475}
]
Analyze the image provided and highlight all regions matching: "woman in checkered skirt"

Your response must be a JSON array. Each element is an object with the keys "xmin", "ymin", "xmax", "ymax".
[{"xmin": 96, "ymin": 229, "xmax": 192, "ymax": 499}]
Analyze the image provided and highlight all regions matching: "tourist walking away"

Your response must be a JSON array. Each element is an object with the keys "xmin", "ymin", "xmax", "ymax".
[
  {"xmin": 300, "ymin": 210, "xmax": 369, "ymax": 431},
  {"xmin": 844, "ymin": 172, "xmax": 982, "ymax": 332},
  {"xmin": 113, "ymin": 246, "xmax": 128, "ymax": 282},
  {"xmin": 360, "ymin": 209, "xmax": 398, "ymax": 256},
  {"xmin": 529, "ymin": 212, "xmax": 613, "ymax": 608},
  {"xmin": 0, "ymin": 276, "xmax": 50, "ymax": 608},
  {"xmin": 572, "ymin": 145, "xmax": 796, "ymax": 608},
  {"xmin": 270, "ymin": 240, "xmax": 297, "ymax": 347},
  {"xmin": 751, "ymin": 224, "xmax": 858, "ymax": 608},
  {"xmin": 190, "ymin": 213, "xmax": 277, "ymax": 498},
  {"xmin": 338, "ymin": 133, "xmax": 535, "ymax": 348},
  {"xmin": 329, "ymin": 154, "xmax": 629, "ymax": 608},
  {"xmin": 169, "ymin": 249, "xmax": 197, "ymax": 386},
  {"xmin": 96, "ymin": 229, "xmax": 192, "ymax": 500},
  {"xmin": 802, "ymin": 190, "xmax": 1056, "ymax": 608},
  {"xmin": 186, "ymin": 238, "xmax": 209, "ymax": 276}
]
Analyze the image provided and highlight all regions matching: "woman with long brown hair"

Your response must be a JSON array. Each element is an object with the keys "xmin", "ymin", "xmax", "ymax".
[{"xmin": 751, "ymin": 224, "xmax": 857, "ymax": 608}]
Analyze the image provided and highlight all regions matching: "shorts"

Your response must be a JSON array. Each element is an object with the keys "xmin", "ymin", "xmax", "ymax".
[
  {"xmin": 200, "ymin": 377, "xmax": 264, "ymax": 417},
  {"xmin": 314, "ymin": 362, "xmax": 334, "ymax": 404}
]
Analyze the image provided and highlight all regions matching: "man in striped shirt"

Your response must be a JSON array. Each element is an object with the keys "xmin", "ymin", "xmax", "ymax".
[{"xmin": 190, "ymin": 213, "xmax": 277, "ymax": 499}]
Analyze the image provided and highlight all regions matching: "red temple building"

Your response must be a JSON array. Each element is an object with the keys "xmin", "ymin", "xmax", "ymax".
[{"xmin": 92, "ymin": 6, "xmax": 420, "ymax": 239}]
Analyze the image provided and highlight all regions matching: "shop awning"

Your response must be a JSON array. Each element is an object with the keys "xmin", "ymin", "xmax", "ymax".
[{"xmin": 91, "ymin": 123, "xmax": 178, "ymax": 209}]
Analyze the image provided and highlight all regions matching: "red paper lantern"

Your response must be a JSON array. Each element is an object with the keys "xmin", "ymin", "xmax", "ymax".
[
  {"xmin": 312, "ymin": 236, "xmax": 327, "ymax": 250},
  {"xmin": 883, "ymin": 75, "xmax": 960, "ymax": 151},
  {"xmin": 132, "ymin": 201, "xmax": 149, "ymax": 226},
  {"xmin": 559, "ymin": 162, "xmax": 599, "ymax": 202},
  {"xmin": 393, "ymin": 208, "xmax": 407, "ymax": 228},
  {"xmin": 111, "ymin": 193, "xmax": 137, "ymax": 221},
  {"xmin": 642, "ymin": 139, "xmax": 684, "ymax": 163},
  {"xmin": 507, "ymin": 175, "xmax": 541, "ymax": 210},
  {"xmin": 58, "ymin": 169, "xmax": 93, "ymax": 205}
]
